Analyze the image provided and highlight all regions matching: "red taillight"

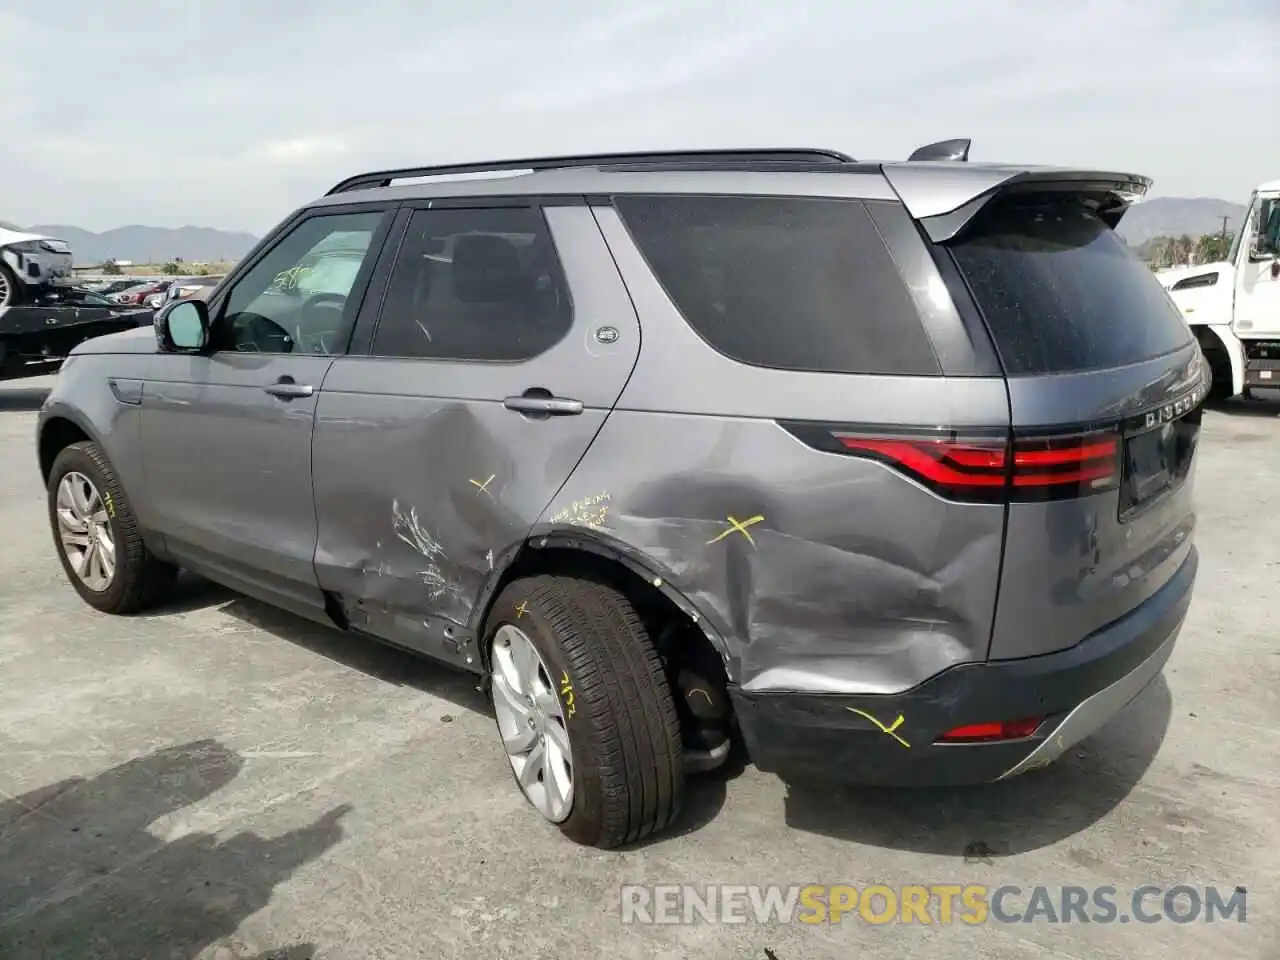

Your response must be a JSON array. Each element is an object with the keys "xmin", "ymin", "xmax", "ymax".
[
  {"xmin": 937, "ymin": 717, "xmax": 1044, "ymax": 743},
  {"xmin": 831, "ymin": 430, "xmax": 1119, "ymax": 503}
]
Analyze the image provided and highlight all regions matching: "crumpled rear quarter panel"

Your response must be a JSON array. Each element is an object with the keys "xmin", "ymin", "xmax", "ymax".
[{"xmin": 541, "ymin": 412, "xmax": 1005, "ymax": 695}]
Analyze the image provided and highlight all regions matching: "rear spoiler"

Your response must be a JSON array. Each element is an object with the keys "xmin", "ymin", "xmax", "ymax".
[{"xmin": 883, "ymin": 155, "xmax": 1152, "ymax": 242}]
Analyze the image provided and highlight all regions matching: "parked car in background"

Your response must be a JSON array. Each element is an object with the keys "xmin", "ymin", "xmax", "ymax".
[
  {"xmin": 86, "ymin": 278, "xmax": 146, "ymax": 296},
  {"xmin": 0, "ymin": 225, "xmax": 74, "ymax": 307},
  {"xmin": 110, "ymin": 280, "xmax": 171, "ymax": 306},
  {"xmin": 158, "ymin": 275, "xmax": 225, "ymax": 307}
]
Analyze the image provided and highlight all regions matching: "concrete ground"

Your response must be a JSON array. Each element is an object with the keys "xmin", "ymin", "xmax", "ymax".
[{"xmin": 0, "ymin": 374, "xmax": 1277, "ymax": 960}]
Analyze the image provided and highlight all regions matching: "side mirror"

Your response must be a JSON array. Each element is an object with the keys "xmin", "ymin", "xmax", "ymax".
[{"xmin": 155, "ymin": 299, "xmax": 210, "ymax": 352}]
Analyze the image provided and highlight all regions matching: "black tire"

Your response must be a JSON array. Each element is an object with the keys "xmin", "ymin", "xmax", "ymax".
[
  {"xmin": 47, "ymin": 441, "xmax": 177, "ymax": 614},
  {"xmin": 0, "ymin": 261, "xmax": 20, "ymax": 308},
  {"xmin": 485, "ymin": 574, "xmax": 684, "ymax": 848}
]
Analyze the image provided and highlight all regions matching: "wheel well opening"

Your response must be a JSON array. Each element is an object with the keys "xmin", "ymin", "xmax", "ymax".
[
  {"xmin": 1193, "ymin": 328, "xmax": 1233, "ymax": 401},
  {"xmin": 484, "ymin": 544, "xmax": 735, "ymax": 761},
  {"xmin": 39, "ymin": 418, "xmax": 90, "ymax": 482}
]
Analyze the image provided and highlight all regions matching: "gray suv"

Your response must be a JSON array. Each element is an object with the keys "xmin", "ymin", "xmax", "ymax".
[{"xmin": 36, "ymin": 144, "xmax": 1207, "ymax": 848}]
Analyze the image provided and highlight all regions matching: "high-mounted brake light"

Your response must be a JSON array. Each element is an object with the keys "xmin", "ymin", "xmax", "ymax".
[
  {"xmin": 937, "ymin": 717, "xmax": 1045, "ymax": 743},
  {"xmin": 828, "ymin": 430, "xmax": 1120, "ymax": 503}
]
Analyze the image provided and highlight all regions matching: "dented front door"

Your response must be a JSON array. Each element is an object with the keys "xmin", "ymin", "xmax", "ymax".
[{"xmin": 310, "ymin": 201, "xmax": 639, "ymax": 668}]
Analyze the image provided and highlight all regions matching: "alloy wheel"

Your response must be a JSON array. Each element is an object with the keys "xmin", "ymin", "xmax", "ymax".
[
  {"xmin": 55, "ymin": 472, "xmax": 116, "ymax": 591},
  {"xmin": 490, "ymin": 623, "xmax": 575, "ymax": 822}
]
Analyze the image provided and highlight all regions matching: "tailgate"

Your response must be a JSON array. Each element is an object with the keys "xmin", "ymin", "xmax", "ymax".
[{"xmin": 940, "ymin": 191, "xmax": 1206, "ymax": 660}]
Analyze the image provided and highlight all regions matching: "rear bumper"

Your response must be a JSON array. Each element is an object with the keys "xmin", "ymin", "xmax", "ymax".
[{"xmin": 729, "ymin": 546, "xmax": 1196, "ymax": 786}]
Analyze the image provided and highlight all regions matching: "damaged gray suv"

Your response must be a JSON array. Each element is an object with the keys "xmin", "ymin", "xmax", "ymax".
[{"xmin": 37, "ymin": 142, "xmax": 1207, "ymax": 848}]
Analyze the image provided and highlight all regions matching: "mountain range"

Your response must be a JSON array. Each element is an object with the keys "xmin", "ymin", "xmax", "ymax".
[
  {"xmin": 1114, "ymin": 196, "xmax": 1248, "ymax": 246},
  {"xmin": 14, "ymin": 224, "xmax": 261, "ymax": 266},
  {"xmin": 5, "ymin": 194, "xmax": 1249, "ymax": 266}
]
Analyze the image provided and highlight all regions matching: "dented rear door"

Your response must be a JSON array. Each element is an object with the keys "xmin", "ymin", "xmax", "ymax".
[{"xmin": 311, "ymin": 200, "xmax": 639, "ymax": 667}]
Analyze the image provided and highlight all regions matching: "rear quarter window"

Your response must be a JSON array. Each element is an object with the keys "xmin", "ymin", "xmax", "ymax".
[
  {"xmin": 948, "ymin": 200, "xmax": 1193, "ymax": 375},
  {"xmin": 614, "ymin": 195, "xmax": 941, "ymax": 376}
]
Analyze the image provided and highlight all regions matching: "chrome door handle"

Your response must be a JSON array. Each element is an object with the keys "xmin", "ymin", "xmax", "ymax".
[
  {"xmin": 263, "ymin": 382, "xmax": 314, "ymax": 399},
  {"xmin": 503, "ymin": 395, "xmax": 584, "ymax": 416}
]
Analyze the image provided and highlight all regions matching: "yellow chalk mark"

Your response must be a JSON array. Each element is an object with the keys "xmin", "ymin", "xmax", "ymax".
[
  {"xmin": 687, "ymin": 687, "xmax": 714, "ymax": 706},
  {"xmin": 103, "ymin": 492, "xmax": 116, "ymax": 519},
  {"xmin": 469, "ymin": 473, "xmax": 496, "ymax": 497},
  {"xmin": 847, "ymin": 707, "xmax": 911, "ymax": 748},
  {"xmin": 706, "ymin": 514, "xmax": 764, "ymax": 547},
  {"xmin": 515, "ymin": 600, "xmax": 528, "ymax": 619},
  {"xmin": 559, "ymin": 670, "xmax": 577, "ymax": 718}
]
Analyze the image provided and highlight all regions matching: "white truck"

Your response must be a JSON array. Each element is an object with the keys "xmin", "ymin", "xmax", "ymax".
[{"xmin": 1159, "ymin": 180, "xmax": 1280, "ymax": 401}]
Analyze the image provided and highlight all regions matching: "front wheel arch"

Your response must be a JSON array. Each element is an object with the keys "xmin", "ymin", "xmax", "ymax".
[{"xmin": 38, "ymin": 414, "xmax": 94, "ymax": 483}]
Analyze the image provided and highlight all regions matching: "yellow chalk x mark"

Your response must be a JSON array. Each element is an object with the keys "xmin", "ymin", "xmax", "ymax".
[
  {"xmin": 559, "ymin": 670, "xmax": 577, "ymax": 718},
  {"xmin": 706, "ymin": 514, "xmax": 764, "ymax": 547},
  {"xmin": 103, "ymin": 492, "xmax": 117, "ymax": 519},
  {"xmin": 846, "ymin": 707, "xmax": 911, "ymax": 748},
  {"xmin": 469, "ymin": 474, "xmax": 496, "ymax": 498},
  {"xmin": 515, "ymin": 600, "xmax": 528, "ymax": 619}
]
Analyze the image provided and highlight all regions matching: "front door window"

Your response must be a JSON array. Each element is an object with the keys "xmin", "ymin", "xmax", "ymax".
[{"xmin": 216, "ymin": 211, "xmax": 386, "ymax": 355}]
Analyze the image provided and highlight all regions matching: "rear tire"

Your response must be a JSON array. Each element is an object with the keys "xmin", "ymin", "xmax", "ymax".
[
  {"xmin": 47, "ymin": 441, "xmax": 177, "ymax": 614},
  {"xmin": 485, "ymin": 574, "xmax": 685, "ymax": 848}
]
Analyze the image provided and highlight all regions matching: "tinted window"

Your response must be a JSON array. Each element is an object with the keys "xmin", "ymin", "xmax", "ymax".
[
  {"xmin": 949, "ymin": 200, "xmax": 1193, "ymax": 375},
  {"xmin": 614, "ymin": 196, "xmax": 940, "ymax": 375},
  {"xmin": 219, "ymin": 211, "xmax": 385, "ymax": 355},
  {"xmin": 371, "ymin": 207, "xmax": 572, "ymax": 361}
]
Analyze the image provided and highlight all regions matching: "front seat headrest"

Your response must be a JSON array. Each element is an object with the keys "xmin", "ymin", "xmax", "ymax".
[{"xmin": 451, "ymin": 234, "xmax": 528, "ymax": 304}]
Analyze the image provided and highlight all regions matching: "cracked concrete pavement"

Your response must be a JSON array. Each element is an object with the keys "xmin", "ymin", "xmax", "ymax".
[{"xmin": 1, "ymin": 375, "xmax": 1277, "ymax": 959}]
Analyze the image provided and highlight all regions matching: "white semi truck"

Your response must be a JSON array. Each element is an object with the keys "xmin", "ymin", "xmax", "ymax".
[{"xmin": 1159, "ymin": 180, "xmax": 1280, "ymax": 400}]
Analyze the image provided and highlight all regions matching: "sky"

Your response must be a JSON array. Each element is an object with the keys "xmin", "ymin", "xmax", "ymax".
[{"xmin": 2, "ymin": 0, "xmax": 1276, "ymax": 234}]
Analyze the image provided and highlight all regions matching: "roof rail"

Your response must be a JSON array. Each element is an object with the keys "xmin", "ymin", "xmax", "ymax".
[
  {"xmin": 325, "ymin": 148, "xmax": 857, "ymax": 195},
  {"xmin": 908, "ymin": 138, "xmax": 972, "ymax": 162}
]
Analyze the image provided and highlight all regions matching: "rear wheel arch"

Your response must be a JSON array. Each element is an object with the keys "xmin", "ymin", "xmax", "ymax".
[{"xmin": 471, "ymin": 530, "xmax": 734, "ymax": 679}]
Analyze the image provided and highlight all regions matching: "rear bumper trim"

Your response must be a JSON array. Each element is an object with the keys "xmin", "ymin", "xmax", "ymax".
[{"xmin": 996, "ymin": 626, "xmax": 1176, "ymax": 779}]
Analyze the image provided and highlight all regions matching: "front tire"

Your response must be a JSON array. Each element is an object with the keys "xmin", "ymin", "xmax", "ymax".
[
  {"xmin": 0, "ymin": 261, "xmax": 20, "ymax": 308},
  {"xmin": 485, "ymin": 574, "xmax": 684, "ymax": 848},
  {"xmin": 47, "ymin": 441, "xmax": 177, "ymax": 614}
]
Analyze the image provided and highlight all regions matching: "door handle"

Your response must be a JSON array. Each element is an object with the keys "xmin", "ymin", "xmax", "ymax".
[
  {"xmin": 503, "ymin": 392, "xmax": 584, "ymax": 417},
  {"xmin": 263, "ymin": 380, "xmax": 314, "ymax": 400}
]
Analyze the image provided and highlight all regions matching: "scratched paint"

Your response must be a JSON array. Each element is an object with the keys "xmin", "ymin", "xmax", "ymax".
[{"xmin": 391, "ymin": 499, "xmax": 461, "ymax": 601}]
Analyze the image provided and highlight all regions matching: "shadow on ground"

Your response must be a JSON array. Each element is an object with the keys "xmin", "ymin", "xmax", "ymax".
[
  {"xmin": 783, "ymin": 673, "xmax": 1172, "ymax": 857},
  {"xmin": 0, "ymin": 739, "xmax": 346, "ymax": 960},
  {"xmin": 147, "ymin": 573, "xmax": 488, "ymax": 714},
  {"xmin": 145, "ymin": 573, "xmax": 741, "ymax": 843},
  {"xmin": 1206, "ymin": 390, "xmax": 1280, "ymax": 418},
  {"xmin": 0, "ymin": 385, "xmax": 51, "ymax": 412}
]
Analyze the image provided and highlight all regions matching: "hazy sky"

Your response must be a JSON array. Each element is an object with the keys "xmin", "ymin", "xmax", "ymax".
[{"xmin": 3, "ymin": 0, "xmax": 1276, "ymax": 234}]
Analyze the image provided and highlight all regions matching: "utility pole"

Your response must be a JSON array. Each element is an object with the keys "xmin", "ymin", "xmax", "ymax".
[{"xmin": 1220, "ymin": 215, "xmax": 1229, "ymax": 241}]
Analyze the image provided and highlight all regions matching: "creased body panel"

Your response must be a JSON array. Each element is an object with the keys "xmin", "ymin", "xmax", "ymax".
[
  {"xmin": 540, "ymin": 412, "xmax": 1005, "ymax": 695},
  {"xmin": 310, "ymin": 387, "xmax": 612, "ymax": 652},
  {"xmin": 310, "ymin": 205, "xmax": 641, "ymax": 668}
]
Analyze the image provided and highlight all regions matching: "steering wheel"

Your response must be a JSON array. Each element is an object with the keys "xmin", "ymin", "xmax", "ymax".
[
  {"xmin": 231, "ymin": 312, "xmax": 295, "ymax": 353},
  {"xmin": 295, "ymin": 293, "xmax": 348, "ymax": 354}
]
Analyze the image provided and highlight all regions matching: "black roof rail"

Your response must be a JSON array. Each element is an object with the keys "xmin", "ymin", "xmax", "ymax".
[
  {"xmin": 325, "ymin": 148, "xmax": 858, "ymax": 195},
  {"xmin": 908, "ymin": 138, "xmax": 972, "ymax": 162}
]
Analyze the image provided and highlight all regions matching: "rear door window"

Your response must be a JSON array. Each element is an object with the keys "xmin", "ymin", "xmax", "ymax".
[
  {"xmin": 369, "ymin": 206, "xmax": 573, "ymax": 362},
  {"xmin": 948, "ymin": 200, "xmax": 1193, "ymax": 375},
  {"xmin": 614, "ymin": 196, "xmax": 941, "ymax": 376}
]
